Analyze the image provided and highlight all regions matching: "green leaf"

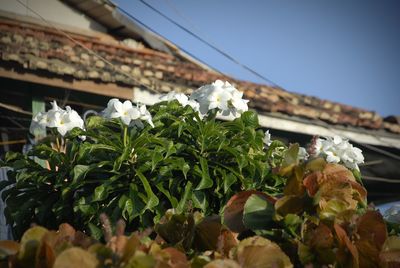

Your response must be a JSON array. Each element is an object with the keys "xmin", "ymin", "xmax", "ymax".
[
  {"xmin": 243, "ymin": 194, "xmax": 275, "ymax": 230},
  {"xmin": 136, "ymin": 171, "xmax": 159, "ymax": 211},
  {"xmin": 192, "ymin": 191, "xmax": 208, "ymax": 212},
  {"xmin": 223, "ymin": 172, "xmax": 237, "ymax": 194},
  {"xmin": 86, "ymin": 115, "xmax": 106, "ymax": 129},
  {"xmin": 151, "ymin": 150, "xmax": 163, "ymax": 172},
  {"xmin": 279, "ymin": 143, "xmax": 299, "ymax": 176},
  {"xmin": 195, "ymin": 157, "xmax": 213, "ymax": 190},
  {"xmin": 88, "ymin": 223, "xmax": 102, "ymax": 241},
  {"xmin": 176, "ymin": 181, "xmax": 193, "ymax": 214},
  {"xmin": 122, "ymin": 198, "xmax": 134, "ymax": 221},
  {"xmin": 71, "ymin": 165, "xmax": 90, "ymax": 183},
  {"xmin": 156, "ymin": 182, "xmax": 178, "ymax": 208},
  {"xmin": 93, "ymin": 185, "xmax": 107, "ymax": 201},
  {"xmin": 241, "ymin": 110, "xmax": 259, "ymax": 128}
]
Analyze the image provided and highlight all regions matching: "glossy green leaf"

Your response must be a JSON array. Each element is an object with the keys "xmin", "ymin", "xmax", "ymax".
[
  {"xmin": 195, "ymin": 157, "xmax": 213, "ymax": 190},
  {"xmin": 243, "ymin": 194, "xmax": 275, "ymax": 230}
]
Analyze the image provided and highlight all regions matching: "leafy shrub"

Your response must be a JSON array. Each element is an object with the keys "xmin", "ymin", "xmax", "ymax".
[{"xmin": 1, "ymin": 95, "xmax": 283, "ymax": 239}]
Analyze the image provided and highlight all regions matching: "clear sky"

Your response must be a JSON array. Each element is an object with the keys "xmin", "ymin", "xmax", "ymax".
[{"xmin": 115, "ymin": 0, "xmax": 400, "ymax": 117}]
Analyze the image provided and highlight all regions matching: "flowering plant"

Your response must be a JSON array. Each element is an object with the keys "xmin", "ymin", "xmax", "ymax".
[
  {"xmin": 1, "ymin": 80, "xmax": 399, "ymax": 267},
  {"xmin": 1, "ymin": 80, "xmax": 282, "ymax": 239}
]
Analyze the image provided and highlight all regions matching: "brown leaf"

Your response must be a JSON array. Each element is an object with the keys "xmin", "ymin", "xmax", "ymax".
[
  {"xmin": 223, "ymin": 191, "xmax": 276, "ymax": 233},
  {"xmin": 121, "ymin": 234, "xmax": 141, "ymax": 263},
  {"xmin": 160, "ymin": 247, "xmax": 189, "ymax": 268},
  {"xmin": 58, "ymin": 223, "xmax": 76, "ymax": 243},
  {"xmin": 53, "ymin": 247, "xmax": 98, "ymax": 268},
  {"xmin": 216, "ymin": 229, "xmax": 238, "ymax": 257},
  {"xmin": 275, "ymin": 195, "xmax": 306, "ymax": 219},
  {"xmin": 355, "ymin": 239, "xmax": 381, "ymax": 268},
  {"xmin": 194, "ymin": 215, "xmax": 222, "ymax": 251},
  {"xmin": 309, "ymin": 224, "xmax": 334, "ymax": 249},
  {"xmin": 0, "ymin": 240, "xmax": 20, "ymax": 256},
  {"xmin": 303, "ymin": 171, "xmax": 322, "ymax": 197},
  {"xmin": 235, "ymin": 236, "xmax": 293, "ymax": 268},
  {"xmin": 18, "ymin": 226, "xmax": 49, "ymax": 265},
  {"xmin": 107, "ymin": 235, "xmax": 128, "ymax": 255},
  {"xmin": 284, "ymin": 166, "xmax": 306, "ymax": 196},
  {"xmin": 356, "ymin": 210, "xmax": 387, "ymax": 249},
  {"xmin": 334, "ymin": 223, "xmax": 359, "ymax": 268},
  {"xmin": 35, "ymin": 241, "xmax": 55, "ymax": 268},
  {"xmin": 380, "ymin": 236, "xmax": 400, "ymax": 267},
  {"xmin": 204, "ymin": 259, "xmax": 241, "ymax": 268}
]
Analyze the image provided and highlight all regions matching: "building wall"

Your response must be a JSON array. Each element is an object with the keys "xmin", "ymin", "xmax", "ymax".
[{"xmin": 0, "ymin": 0, "xmax": 106, "ymax": 32}]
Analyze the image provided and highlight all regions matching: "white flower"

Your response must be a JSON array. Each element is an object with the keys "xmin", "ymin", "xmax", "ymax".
[
  {"xmin": 101, "ymin": 99, "xmax": 154, "ymax": 128},
  {"xmin": 29, "ymin": 101, "xmax": 84, "ymax": 136},
  {"xmin": 263, "ymin": 130, "xmax": 272, "ymax": 147},
  {"xmin": 29, "ymin": 111, "xmax": 48, "ymax": 135},
  {"xmin": 159, "ymin": 92, "xmax": 189, "ymax": 106},
  {"xmin": 111, "ymin": 100, "xmax": 139, "ymax": 125},
  {"xmin": 102, "ymin": 98, "xmax": 121, "ymax": 118},
  {"xmin": 190, "ymin": 80, "xmax": 249, "ymax": 118},
  {"xmin": 51, "ymin": 106, "xmax": 84, "ymax": 136},
  {"xmin": 138, "ymin": 103, "xmax": 154, "ymax": 128},
  {"xmin": 298, "ymin": 147, "xmax": 309, "ymax": 161},
  {"xmin": 312, "ymin": 135, "xmax": 364, "ymax": 170},
  {"xmin": 325, "ymin": 150, "xmax": 341, "ymax": 163}
]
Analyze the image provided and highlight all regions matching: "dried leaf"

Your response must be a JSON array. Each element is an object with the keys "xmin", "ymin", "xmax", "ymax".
[
  {"xmin": 234, "ymin": 236, "xmax": 293, "ymax": 268},
  {"xmin": 0, "ymin": 240, "xmax": 20, "ymax": 257},
  {"xmin": 380, "ymin": 236, "xmax": 400, "ymax": 267},
  {"xmin": 275, "ymin": 195, "xmax": 306, "ymax": 219},
  {"xmin": 159, "ymin": 247, "xmax": 189, "ymax": 268},
  {"xmin": 356, "ymin": 210, "xmax": 387, "ymax": 248},
  {"xmin": 36, "ymin": 241, "xmax": 55, "ymax": 268},
  {"xmin": 194, "ymin": 215, "xmax": 222, "ymax": 251},
  {"xmin": 334, "ymin": 223, "xmax": 359, "ymax": 268},
  {"xmin": 53, "ymin": 247, "xmax": 99, "ymax": 268},
  {"xmin": 204, "ymin": 259, "xmax": 241, "ymax": 268},
  {"xmin": 216, "ymin": 229, "xmax": 238, "ymax": 257},
  {"xmin": 18, "ymin": 226, "xmax": 49, "ymax": 264}
]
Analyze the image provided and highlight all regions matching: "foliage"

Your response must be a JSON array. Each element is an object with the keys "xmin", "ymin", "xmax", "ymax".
[
  {"xmin": 221, "ymin": 153, "xmax": 400, "ymax": 267},
  {"xmin": 1, "ymin": 99, "xmax": 283, "ymax": 239},
  {"xmin": 1, "ymin": 80, "xmax": 397, "ymax": 267},
  {"xmin": 0, "ymin": 213, "xmax": 294, "ymax": 268}
]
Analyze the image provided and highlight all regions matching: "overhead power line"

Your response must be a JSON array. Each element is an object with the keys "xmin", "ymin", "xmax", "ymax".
[
  {"xmin": 131, "ymin": 0, "xmax": 283, "ymax": 87},
  {"xmin": 116, "ymin": 7, "xmax": 225, "ymax": 77}
]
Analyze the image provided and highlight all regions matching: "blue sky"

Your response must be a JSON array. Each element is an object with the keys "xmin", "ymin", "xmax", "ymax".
[{"xmin": 115, "ymin": 0, "xmax": 400, "ymax": 116}]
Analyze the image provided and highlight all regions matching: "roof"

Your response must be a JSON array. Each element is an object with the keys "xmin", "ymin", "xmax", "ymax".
[{"xmin": 0, "ymin": 15, "xmax": 399, "ymax": 138}]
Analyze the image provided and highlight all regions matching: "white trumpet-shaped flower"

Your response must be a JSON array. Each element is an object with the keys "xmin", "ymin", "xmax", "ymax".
[
  {"xmin": 101, "ymin": 99, "xmax": 154, "ymax": 127},
  {"xmin": 312, "ymin": 135, "xmax": 364, "ymax": 170},
  {"xmin": 190, "ymin": 80, "xmax": 249, "ymax": 118},
  {"xmin": 29, "ymin": 101, "xmax": 84, "ymax": 136}
]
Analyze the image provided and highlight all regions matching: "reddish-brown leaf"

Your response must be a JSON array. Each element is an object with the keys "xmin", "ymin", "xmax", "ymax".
[
  {"xmin": 334, "ymin": 223, "xmax": 359, "ymax": 268},
  {"xmin": 223, "ymin": 191, "xmax": 276, "ymax": 233}
]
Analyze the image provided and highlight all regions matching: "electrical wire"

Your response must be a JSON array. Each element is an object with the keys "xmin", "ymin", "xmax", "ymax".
[
  {"xmin": 362, "ymin": 176, "xmax": 400, "ymax": 184},
  {"xmin": 15, "ymin": 0, "xmax": 400, "ymax": 163},
  {"xmin": 15, "ymin": 0, "xmax": 159, "ymax": 95},
  {"xmin": 136, "ymin": 0, "xmax": 282, "ymax": 87},
  {"xmin": 116, "ymin": 7, "xmax": 226, "ymax": 77}
]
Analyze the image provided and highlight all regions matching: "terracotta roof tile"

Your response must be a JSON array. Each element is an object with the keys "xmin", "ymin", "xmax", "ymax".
[{"xmin": 0, "ymin": 18, "xmax": 399, "ymax": 134}]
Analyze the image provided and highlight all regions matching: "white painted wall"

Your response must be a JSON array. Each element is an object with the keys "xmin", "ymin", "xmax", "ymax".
[{"xmin": 0, "ymin": 0, "xmax": 106, "ymax": 32}]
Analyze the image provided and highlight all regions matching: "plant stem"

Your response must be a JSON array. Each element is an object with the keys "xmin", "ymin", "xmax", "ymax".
[
  {"xmin": 123, "ymin": 126, "xmax": 128, "ymax": 146},
  {"xmin": 56, "ymin": 136, "xmax": 61, "ymax": 152}
]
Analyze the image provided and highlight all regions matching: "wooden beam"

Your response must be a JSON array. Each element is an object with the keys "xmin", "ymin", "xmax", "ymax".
[{"xmin": 0, "ymin": 68, "xmax": 133, "ymax": 100}]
